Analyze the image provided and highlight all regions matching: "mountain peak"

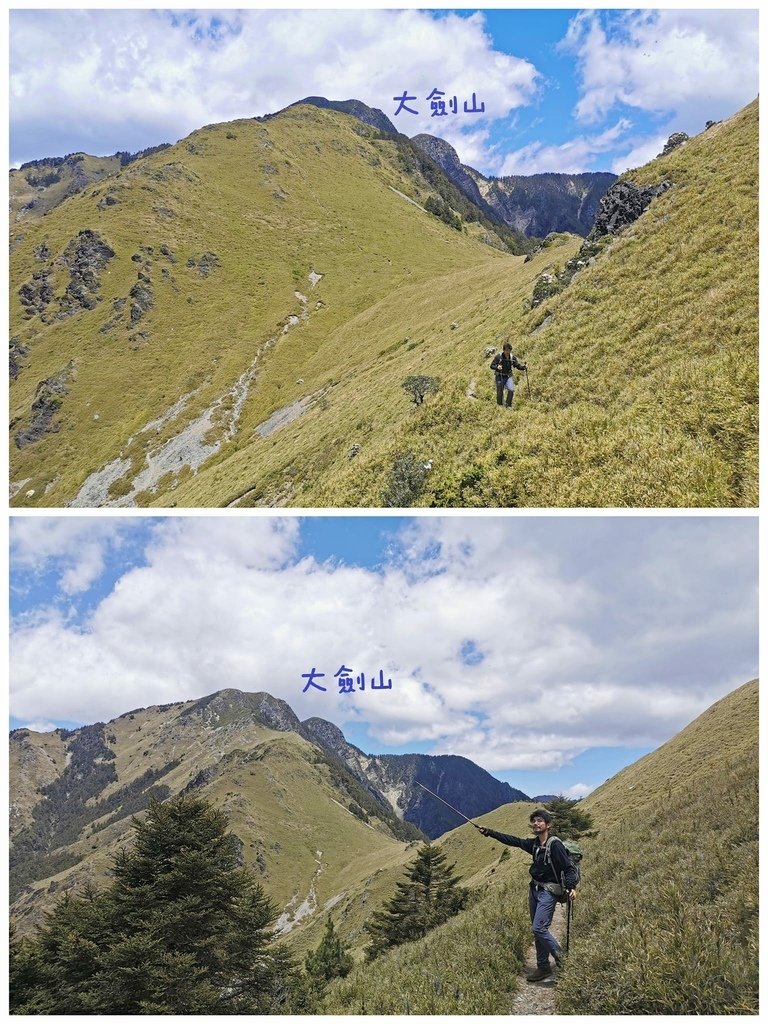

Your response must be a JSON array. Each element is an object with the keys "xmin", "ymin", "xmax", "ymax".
[
  {"xmin": 290, "ymin": 96, "xmax": 398, "ymax": 135},
  {"xmin": 182, "ymin": 689, "xmax": 302, "ymax": 732}
]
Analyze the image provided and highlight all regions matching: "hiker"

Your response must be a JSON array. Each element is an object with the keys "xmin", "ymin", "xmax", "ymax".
[
  {"xmin": 490, "ymin": 343, "xmax": 527, "ymax": 407},
  {"xmin": 479, "ymin": 809, "xmax": 577, "ymax": 982}
]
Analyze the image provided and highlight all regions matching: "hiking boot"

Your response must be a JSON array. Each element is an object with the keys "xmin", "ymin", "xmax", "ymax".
[{"xmin": 526, "ymin": 966, "xmax": 553, "ymax": 983}]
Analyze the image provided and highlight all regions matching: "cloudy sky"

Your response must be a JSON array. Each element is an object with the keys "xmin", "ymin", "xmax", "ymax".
[
  {"xmin": 10, "ymin": 516, "xmax": 758, "ymax": 799},
  {"xmin": 9, "ymin": 9, "xmax": 758, "ymax": 175}
]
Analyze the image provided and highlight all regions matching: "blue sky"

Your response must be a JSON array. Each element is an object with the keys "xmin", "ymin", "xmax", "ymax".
[
  {"xmin": 9, "ymin": 9, "xmax": 759, "ymax": 175},
  {"xmin": 10, "ymin": 516, "xmax": 758, "ymax": 800}
]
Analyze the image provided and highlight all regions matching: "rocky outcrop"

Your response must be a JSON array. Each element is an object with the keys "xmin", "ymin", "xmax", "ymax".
[
  {"xmin": 186, "ymin": 252, "xmax": 220, "ymax": 278},
  {"xmin": 130, "ymin": 277, "xmax": 154, "ymax": 324},
  {"xmin": 411, "ymin": 134, "xmax": 493, "ymax": 214},
  {"xmin": 588, "ymin": 179, "xmax": 672, "ymax": 239},
  {"xmin": 659, "ymin": 132, "xmax": 689, "ymax": 157},
  {"xmin": 301, "ymin": 717, "xmax": 365, "ymax": 761},
  {"xmin": 291, "ymin": 96, "xmax": 398, "ymax": 135},
  {"xmin": 181, "ymin": 689, "xmax": 303, "ymax": 734},
  {"xmin": 19, "ymin": 269, "xmax": 54, "ymax": 320},
  {"xmin": 9, "ymin": 337, "xmax": 29, "ymax": 379},
  {"xmin": 14, "ymin": 365, "xmax": 72, "ymax": 448},
  {"xmin": 56, "ymin": 230, "xmax": 115, "ymax": 319}
]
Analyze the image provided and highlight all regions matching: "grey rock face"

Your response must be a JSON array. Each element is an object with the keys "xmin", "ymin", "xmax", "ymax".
[
  {"xmin": 57, "ymin": 230, "xmax": 115, "ymax": 318},
  {"xmin": 187, "ymin": 252, "xmax": 220, "ymax": 278},
  {"xmin": 589, "ymin": 179, "xmax": 672, "ymax": 239},
  {"xmin": 301, "ymin": 716, "xmax": 356, "ymax": 758},
  {"xmin": 292, "ymin": 96, "xmax": 398, "ymax": 135},
  {"xmin": 19, "ymin": 269, "xmax": 54, "ymax": 320},
  {"xmin": 412, "ymin": 134, "xmax": 491, "ymax": 213},
  {"xmin": 129, "ymin": 279, "xmax": 154, "ymax": 323},
  {"xmin": 9, "ymin": 337, "xmax": 29, "ymax": 379},
  {"xmin": 15, "ymin": 367, "xmax": 71, "ymax": 448},
  {"xmin": 659, "ymin": 132, "xmax": 689, "ymax": 157}
]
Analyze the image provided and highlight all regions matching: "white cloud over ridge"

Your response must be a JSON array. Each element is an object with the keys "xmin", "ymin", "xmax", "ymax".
[
  {"xmin": 10, "ymin": 9, "xmax": 539, "ymax": 165},
  {"xmin": 10, "ymin": 518, "xmax": 758, "ymax": 779}
]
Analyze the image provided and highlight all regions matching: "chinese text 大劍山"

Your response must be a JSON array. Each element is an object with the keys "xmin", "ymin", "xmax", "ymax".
[
  {"xmin": 393, "ymin": 89, "xmax": 486, "ymax": 117},
  {"xmin": 301, "ymin": 665, "xmax": 393, "ymax": 694}
]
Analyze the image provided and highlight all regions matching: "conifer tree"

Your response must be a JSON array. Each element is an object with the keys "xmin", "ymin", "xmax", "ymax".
[
  {"xmin": 365, "ymin": 843, "xmax": 467, "ymax": 960},
  {"xmin": 544, "ymin": 796, "xmax": 595, "ymax": 839},
  {"xmin": 305, "ymin": 916, "xmax": 354, "ymax": 989},
  {"xmin": 10, "ymin": 797, "xmax": 295, "ymax": 1014}
]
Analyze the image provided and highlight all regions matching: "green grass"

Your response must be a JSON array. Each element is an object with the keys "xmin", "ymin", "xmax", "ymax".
[
  {"xmin": 320, "ymin": 879, "xmax": 530, "ymax": 1014},
  {"xmin": 10, "ymin": 681, "xmax": 758, "ymax": 1013},
  {"xmin": 556, "ymin": 680, "xmax": 758, "ymax": 1014},
  {"xmin": 10, "ymin": 100, "xmax": 758, "ymax": 508}
]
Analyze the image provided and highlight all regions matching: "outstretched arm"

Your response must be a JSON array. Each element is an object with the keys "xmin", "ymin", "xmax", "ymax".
[{"xmin": 478, "ymin": 828, "xmax": 535, "ymax": 853}]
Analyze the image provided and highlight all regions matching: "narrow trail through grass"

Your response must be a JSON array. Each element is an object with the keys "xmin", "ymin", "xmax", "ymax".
[{"xmin": 510, "ymin": 901, "xmax": 566, "ymax": 1015}]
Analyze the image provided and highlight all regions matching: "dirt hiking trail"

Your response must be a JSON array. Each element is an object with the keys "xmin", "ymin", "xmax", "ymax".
[{"xmin": 510, "ymin": 901, "xmax": 568, "ymax": 1015}]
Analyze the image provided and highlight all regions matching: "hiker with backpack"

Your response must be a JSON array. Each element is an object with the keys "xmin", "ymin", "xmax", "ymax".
[
  {"xmin": 490, "ymin": 342, "xmax": 527, "ymax": 407},
  {"xmin": 479, "ymin": 808, "xmax": 578, "ymax": 982}
]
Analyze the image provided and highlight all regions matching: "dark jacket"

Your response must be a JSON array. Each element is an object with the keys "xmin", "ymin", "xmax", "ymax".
[
  {"xmin": 490, "ymin": 351, "xmax": 526, "ymax": 380},
  {"xmin": 484, "ymin": 829, "xmax": 578, "ymax": 889}
]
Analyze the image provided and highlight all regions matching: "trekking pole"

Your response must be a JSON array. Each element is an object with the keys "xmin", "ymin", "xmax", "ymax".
[
  {"xmin": 566, "ymin": 897, "xmax": 572, "ymax": 954},
  {"xmin": 415, "ymin": 781, "xmax": 482, "ymax": 831},
  {"xmin": 525, "ymin": 367, "xmax": 531, "ymax": 398}
]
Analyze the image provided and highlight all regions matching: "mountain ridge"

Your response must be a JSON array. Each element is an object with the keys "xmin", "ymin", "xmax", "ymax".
[
  {"xmin": 9, "ymin": 97, "xmax": 758, "ymax": 508},
  {"xmin": 9, "ymin": 686, "xmax": 533, "ymax": 933}
]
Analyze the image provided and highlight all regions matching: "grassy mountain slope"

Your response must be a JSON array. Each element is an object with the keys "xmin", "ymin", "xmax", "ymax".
[
  {"xmin": 320, "ymin": 679, "xmax": 758, "ymax": 1014},
  {"xmin": 163, "ymin": 98, "xmax": 759, "ymax": 509},
  {"xmin": 302, "ymin": 99, "xmax": 757, "ymax": 508},
  {"xmin": 10, "ymin": 154, "xmax": 123, "ymax": 229},
  {"xmin": 10, "ymin": 100, "xmax": 757, "ymax": 509},
  {"xmin": 9, "ymin": 103, "xmax": 513, "ymax": 508},
  {"xmin": 9, "ymin": 693, "xmax": 415, "ymax": 939},
  {"xmin": 9, "ymin": 679, "xmax": 757, "ymax": 1013},
  {"xmin": 556, "ymin": 678, "xmax": 758, "ymax": 1013}
]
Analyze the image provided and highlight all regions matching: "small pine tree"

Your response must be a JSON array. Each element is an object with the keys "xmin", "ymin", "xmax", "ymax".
[
  {"xmin": 305, "ymin": 917, "xmax": 354, "ymax": 989},
  {"xmin": 545, "ymin": 796, "xmax": 595, "ymax": 839},
  {"xmin": 365, "ymin": 843, "xmax": 467, "ymax": 959}
]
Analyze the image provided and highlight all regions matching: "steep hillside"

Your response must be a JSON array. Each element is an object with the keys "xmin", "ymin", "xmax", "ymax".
[
  {"xmin": 8, "ymin": 688, "xmax": 530, "ymax": 940},
  {"xmin": 9, "ymin": 102, "xmax": 520, "ymax": 508},
  {"xmin": 555, "ymin": 679, "xmax": 758, "ymax": 1013},
  {"xmin": 9, "ymin": 691, "xmax": 415, "ymax": 936},
  {"xmin": 320, "ymin": 679, "xmax": 758, "ymax": 1014},
  {"xmin": 302, "ymin": 99, "xmax": 757, "ymax": 508},
  {"xmin": 411, "ymin": 132, "xmax": 616, "ymax": 236},
  {"xmin": 10, "ymin": 99, "xmax": 757, "ymax": 509}
]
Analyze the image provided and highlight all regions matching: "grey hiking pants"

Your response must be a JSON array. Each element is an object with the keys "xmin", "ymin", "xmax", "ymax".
[
  {"xmin": 529, "ymin": 884, "xmax": 562, "ymax": 967},
  {"xmin": 495, "ymin": 374, "xmax": 514, "ymax": 406}
]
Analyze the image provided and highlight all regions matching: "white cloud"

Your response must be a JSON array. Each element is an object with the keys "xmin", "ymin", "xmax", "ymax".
[
  {"xmin": 10, "ymin": 518, "xmax": 138, "ymax": 595},
  {"xmin": 496, "ymin": 118, "xmax": 633, "ymax": 175},
  {"xmin": 611, "ymin": 133, "xmax": 670, "ymax": 175},
  {"xmin": 561, "ymin": 10, "xmax": 758, "ymax": 130},
  {"xmin": 9, "ymin": 518, "xmax": 757, "ymax": 777},
  {"xmin": 10, "ymin": 10, "xmax": 540, "ymax": 164},
  {"xmin": 17, "ymin": 720, "xmax": 58, "ymax": 734},
  {"xmin": 563, "ymin": 783, "xmax": 594, "ymax": 800}
]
